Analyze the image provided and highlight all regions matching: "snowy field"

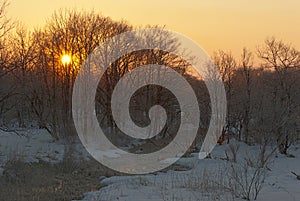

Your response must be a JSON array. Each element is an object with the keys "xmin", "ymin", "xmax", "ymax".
[
  {"xmin": 77, "ymin": 143, "xmax": 300, "ymax": 201},
  {"xmin": 0, "ymin": 129, "xmax": 299, "ymax": 201}
]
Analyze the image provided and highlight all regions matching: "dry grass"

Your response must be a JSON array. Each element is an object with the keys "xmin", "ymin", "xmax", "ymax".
[{"xmin": 0, "ymin": 158, "xmax": 119, "ymax": 201}]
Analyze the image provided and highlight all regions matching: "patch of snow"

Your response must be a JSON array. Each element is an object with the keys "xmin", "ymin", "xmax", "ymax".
[
  {"xmin": 76, "ymin": 142, "xmax": 300, "ymax": 201},
  {"xmin": 0, "ymin": 128, "xmax": 89, "ymax": 165},
  {"xmin": 1, "ymin": 128, "xmax": 299, "ymax": 201}
]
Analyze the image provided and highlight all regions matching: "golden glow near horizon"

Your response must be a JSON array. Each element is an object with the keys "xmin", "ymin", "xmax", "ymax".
[
  {"xmin": 7, "ymin": 0, "xmax": 300, "ymax": 58},
  {"xmin": 61, "ymin": 54, "xmax": 71, "ymax": 65}
]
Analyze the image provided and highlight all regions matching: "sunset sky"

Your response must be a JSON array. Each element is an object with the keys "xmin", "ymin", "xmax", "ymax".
[{"xmin": 7, "ymin": 0, "xmax": 300, "ymax": 59}]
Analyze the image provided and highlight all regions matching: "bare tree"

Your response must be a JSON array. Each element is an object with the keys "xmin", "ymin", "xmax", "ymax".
[
  {"xmin": 0, "ymin": 0, "xmax": 14, "ymax": 126},
  {"xmin": 257, "ymin": 37, "xmax": 300, "ymax": 154},
  {"xmin": 0, "ymin": 0, "xmax": 13, "ymax": 76},
  {"xmin": 95, "ymin": 27, "xmax": 193, "ymax": 149},
  {"xmin": 31, "ymin": 10, "xmax": 133, "ymax": 139},
  {"xmin": 213, "ymin": 50, "xmax": 237, "ymax": 140},
  {"xmin": 9, "ymin": 24, "xmax": 38, "ymax": 127},
  {"xmin": 239, "ymin": 48, "xmax": 254, "ymax": 143}
]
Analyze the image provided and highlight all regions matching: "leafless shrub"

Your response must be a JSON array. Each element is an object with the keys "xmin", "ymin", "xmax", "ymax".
[
  {"xmin": 227, "ymin": 160, "xmax": 266, "ymax": 200},
  {"xmin": 226, "ymin": 144, "xmax": 274, "ymax": 200}
]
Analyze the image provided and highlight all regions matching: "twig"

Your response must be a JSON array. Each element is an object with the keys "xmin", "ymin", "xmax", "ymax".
[{"xmin": 291, "ymin": 171, "xmax": 300, "ymax": 180}]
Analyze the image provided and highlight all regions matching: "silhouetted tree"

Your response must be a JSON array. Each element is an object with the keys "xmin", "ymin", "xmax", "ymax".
[{"xmin": 258, "ymin": 37, "xmax": 300, "ymax": 154}]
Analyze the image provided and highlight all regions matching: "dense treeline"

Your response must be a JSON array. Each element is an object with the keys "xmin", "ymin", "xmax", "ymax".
[
  {"xmin": 212, "ymin": 46, "xmax": 300, "ymax": 154},
  {"xmin": 0, "ymin": 2, "xmax": 299, "ymax": 154}
]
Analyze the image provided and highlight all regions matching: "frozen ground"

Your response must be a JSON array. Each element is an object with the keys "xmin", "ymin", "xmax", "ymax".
[
  {"xmin": 77, "ymin": 141, "xmax": 300, "ymax": 201},
  {"xmin": 0, "ymin": 129, "xmax": 299, "ymax": 201}
]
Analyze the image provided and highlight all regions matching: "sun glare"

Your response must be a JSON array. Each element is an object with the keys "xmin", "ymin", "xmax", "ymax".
[{"xmin": 61, "ymin": 54, "xmax": 71, "ymax": 65}]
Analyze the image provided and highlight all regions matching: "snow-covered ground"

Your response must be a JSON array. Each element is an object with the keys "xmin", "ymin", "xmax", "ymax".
[
  {"xmin": 77, "ymin": 141, "xmax": 300, "ymax": 201},
  {"xmin": 0, "ymin": 129, "xmax": 299, "ymax": 201},
  {"xmin": 0, "ymin": 129, "xmax": 89, "ymax": 165},
  {"xmin": 258, "ymin": 147, "xmax": 300, "ymax": 201}
]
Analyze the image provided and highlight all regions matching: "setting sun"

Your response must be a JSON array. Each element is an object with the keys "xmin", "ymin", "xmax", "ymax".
[{"xmin": 61, "ymin": 54, "xmax": 71, "ymax": 65}]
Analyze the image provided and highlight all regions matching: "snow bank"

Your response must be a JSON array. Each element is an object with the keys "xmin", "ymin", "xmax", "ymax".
[{"xmin": 77, "ymin": 141, "xmax": 300, "ymax": 201}]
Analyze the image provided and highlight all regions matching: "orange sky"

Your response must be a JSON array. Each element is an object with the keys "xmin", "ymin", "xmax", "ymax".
[{"xmin": 7, "ymin": 0, "xmax": 300, "ymax": 59}]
